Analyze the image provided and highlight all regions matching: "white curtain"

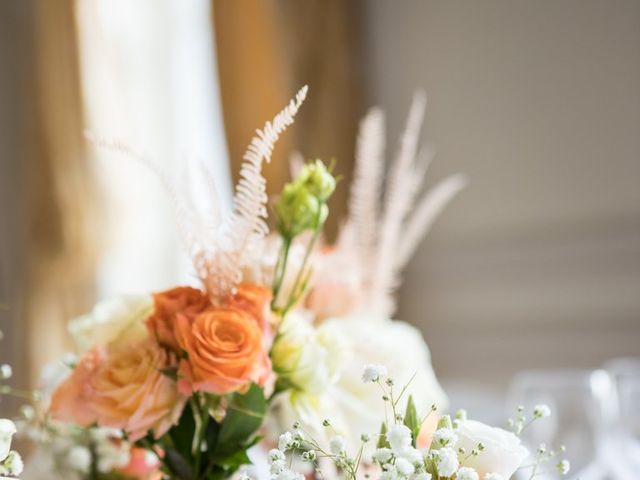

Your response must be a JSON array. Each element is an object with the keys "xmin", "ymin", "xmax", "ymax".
[{"xmin": 76, "ymin": 0, "xmax": 231, "ymax": 298}]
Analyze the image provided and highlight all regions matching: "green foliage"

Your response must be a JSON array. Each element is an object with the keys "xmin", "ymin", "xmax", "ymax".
[
  {"xmin": 376, "ymin": 422, "xmax": 390, "ymax": 449},
  {"xmin": 403, "ymin": 395, "xmax": 421, "ymax": 447},
  {"xmin": 159, "ymin": 384, "xmax": 267, "ymax": 479}
]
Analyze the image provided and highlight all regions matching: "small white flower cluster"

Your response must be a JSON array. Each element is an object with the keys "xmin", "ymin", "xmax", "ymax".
[
  {"xmin": 0, "ymin": 419, "xmax": 23, "ymax": 478},
  {"xmin": 362, "ymin": 364, "xmax": 388, "ymax": 383}
]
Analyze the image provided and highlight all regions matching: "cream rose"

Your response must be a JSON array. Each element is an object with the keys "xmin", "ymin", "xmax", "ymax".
[
  {"xmin": 68, "ymin": 295, "xmax": 153, "ymax": 352},
  {"xmin": 0, "ymin": 419, "xmax": 16, "ymax": 462},
  {"xmin": 89, "ymin": 340, "xmax": 186, "ymax": 441},
  {"xmin": 455, "ymin": 420, "xmax": 529, "ymax": 478}
]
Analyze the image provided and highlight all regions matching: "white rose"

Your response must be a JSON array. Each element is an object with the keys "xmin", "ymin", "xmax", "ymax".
[
  {"xmin": 322, "ymin": 317, "xmax": 448, "ymax": 447},
  {"xmin": 68, "ymin": 295, "xmax": 153, "ymax": 352},
  {"xmin": 0, "ymin": 419, "xmax": 16, "ymax": 462},
  {"xmin": 455, "ymin": 420, "xmax": 529, "ymax": 478}
]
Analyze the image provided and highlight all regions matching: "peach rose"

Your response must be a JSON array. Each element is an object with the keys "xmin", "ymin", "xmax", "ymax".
[
  {"xmin": 50, "ymin": 347, "xmax": 105, "ymax": 426},
  {"xmin": 89, "ymin": 340, "xmax": 186, "ymax": 441},
  {"xmin": 175, "ymin": 302, "xmax": 271, "ymax": 395},
  {"xmin": 146, "ymin": 286, "xmax": 210, "ymax": 351}
]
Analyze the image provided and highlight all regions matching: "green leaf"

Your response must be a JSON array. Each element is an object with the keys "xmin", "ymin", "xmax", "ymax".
[
  {"xmin": 169, "ymin": 402, "xmax": 196, "ymax": 462},
  {"xmin": 377, "ymin": 422, "xmax": 390, "ymax": 449},
  {"xmin": 212, "ymin": 448, "xmax": 252, "ymax": 469},
  {"xmin": 164, "ymin": 447, "xmax": 194, "ymax": 480},
  {"xmin": 159, "ymin": 366, "xmax": 179, "ymax": 381},
  {"xmin": 403, "ymin": 395, "xmax": 420, "ymax": 447},
  {"xmin": 217, "ymin": 384, "xmax": 267, "ymax": 453}
]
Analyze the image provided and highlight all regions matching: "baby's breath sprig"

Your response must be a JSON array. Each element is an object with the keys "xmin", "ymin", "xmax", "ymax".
[{"xmin": 508, "ymin": 404, "xmax": 570, "ymax": 479}]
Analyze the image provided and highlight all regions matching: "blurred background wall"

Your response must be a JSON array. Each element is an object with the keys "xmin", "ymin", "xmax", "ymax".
[
  {"xmin": 1, "ymin": 0, "xmax": 639, "ymax": 415},
  {"xmin": 364, "ymin": 0, "xmax": 640, "ymax": 405}
]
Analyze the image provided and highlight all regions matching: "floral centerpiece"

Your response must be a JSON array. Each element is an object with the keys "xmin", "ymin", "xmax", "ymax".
[{"xmin": 1, "ymin": 87, "xmax": 567, "ymax": 480}]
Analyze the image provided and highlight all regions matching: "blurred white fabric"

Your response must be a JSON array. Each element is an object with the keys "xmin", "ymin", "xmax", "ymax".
[{"xmin": 76, "ymin": 0, "xmax": 232, "ymax": 299}]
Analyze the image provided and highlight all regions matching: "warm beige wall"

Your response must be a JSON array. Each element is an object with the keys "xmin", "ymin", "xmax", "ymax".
[{"xmin": 363, "ymin": 0, "xmax": 640, "ymax": 389}]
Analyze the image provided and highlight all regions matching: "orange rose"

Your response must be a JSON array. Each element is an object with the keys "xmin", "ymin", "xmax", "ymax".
[
  {"xmin": 50, "ymin": 347, "xmax": 105, "ymax": 426},
  {"xmin": 226, "ymin": 283, "xmax": 274, "ymax": 343},
  {"xmin": 175, "ymin": 286, "xmax": 272, "ymax": 395},
  {"xmin": 146, "ymin": 286, "xmax": 210, "ymax": 351},
  {"xmin": 89, "ymin": 340, "xmax": 186, "ymax": 441}
]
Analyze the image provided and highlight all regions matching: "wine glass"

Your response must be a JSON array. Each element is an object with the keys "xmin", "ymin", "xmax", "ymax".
[
  {"xmin": 603, "ymin": 358, "xmax": 640, "ymax": 473},
  {"xmin": 507, "ymin": 369, "xmax": 615, "ymax": 480}
]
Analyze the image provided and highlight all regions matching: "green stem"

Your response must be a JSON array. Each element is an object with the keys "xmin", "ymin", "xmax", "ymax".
[
  {"xmin": 192, "ymin": 396, "xmax": 210, "ymax": 480},
  {"xmin": 271, "ymin": 237, "xmax": 292, "ymax": 310},
  {"xmin": 282, "ymin": 212, "xmax": 324, "ymax": 316}
]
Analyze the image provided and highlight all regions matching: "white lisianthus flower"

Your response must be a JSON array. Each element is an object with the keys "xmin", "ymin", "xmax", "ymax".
[
  {"xmin": 457, "ymin": 467, "xmax": 479, "ymax": 480},
  {"xmin": 0, "ymin": 419, "xmax": 17, "ymax": 462},
  {"xmin": 455, "ymin": 420, "xmax": 529, "ymax": 478},
  {"xmin": 321, "ymin": 317, "xmax": 447, "ymax": 450},
  {"xmin": 435, "ymin": 447, "xmax": 459, "ymax": 477},
  {"xmin": 68, "ymin": 295, "xmax": 153, "ymax": 352},
  {"xmin": 362, "ymin": 364, "xmax": 387, "ymax": 383}
]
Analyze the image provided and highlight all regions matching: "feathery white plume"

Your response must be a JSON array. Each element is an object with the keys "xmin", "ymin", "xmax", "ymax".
[
  {"xmin": 86, "ymin": 85, "xmax": 308, "ymax": 300},
  {"xmin": 340, "ymin": 91, "xmax": 465, "ymax": 317},
  {"xmin": 396, "ymin": 174, "xmax": 467, "ymax": 269},
  {"xmin": 213, "ymin": 85, "xmax": 308, "ymax": 296},
  {"xmin": 343, "ymin": 107, "xmax": 386, "ymax": 279},
  {"xmin": 369, "ymin": 91, "xmax": 427, "ymax": 315}
]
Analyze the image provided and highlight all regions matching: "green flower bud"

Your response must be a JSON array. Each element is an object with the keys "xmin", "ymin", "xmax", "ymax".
[
  {"xmin": 299, "ymin": 160, "xmax": 336, "ymax": 201},
  {"xmin": 275, "ymin": 185, "xmax": 324, "ymax": 237},
  {"xmin": 275, "ymin": 159, "xmax": 335, "ymax": 238}
]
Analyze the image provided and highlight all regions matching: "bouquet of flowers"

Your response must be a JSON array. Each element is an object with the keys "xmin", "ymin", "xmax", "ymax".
[{"xmin": 2, "ymin": 86, "xmax": 566, "ymax": 480}]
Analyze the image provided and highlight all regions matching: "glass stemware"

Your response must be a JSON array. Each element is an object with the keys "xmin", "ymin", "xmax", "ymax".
[
  {"xmin": 507, "ymin": 369, "xmax": 615, "ymax": 480},
  {"xmin": 603, "ymin": 357, "xmax": 640, "ymax": 475}
]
